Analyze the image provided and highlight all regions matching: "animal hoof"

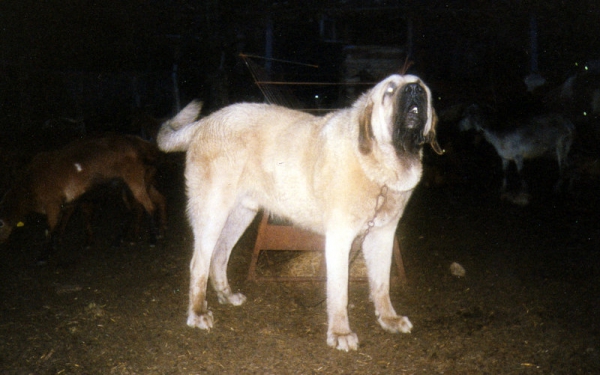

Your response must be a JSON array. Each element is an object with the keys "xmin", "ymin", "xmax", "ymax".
[
  {"xmin": 187, "ymin": 310, "xmax": 214, "ymax": 330},
  {"xmin": 379, "ymin": 315, "xmax": 413, "ymax": 333},
  {"xmin": 327, "ymin": 331, "xmax": 359, "ymax": 351}
]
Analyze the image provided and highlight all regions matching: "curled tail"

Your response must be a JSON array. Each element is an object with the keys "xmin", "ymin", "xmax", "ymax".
[{"xmin": 157, "ymin": 100, "xmax": 204, "ymax": 152}]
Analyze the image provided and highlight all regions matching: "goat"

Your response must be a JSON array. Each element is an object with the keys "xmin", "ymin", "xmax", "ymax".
[
  {"xmin": 460, "ymin": 104, "xmax": 575, "ymax": 203},
  {"xmin": 58, "ymin": 169, "xmax": 167, "ymax": 248},
  {"xmin": 0, "ymin": 134, "xmax": 166, "ymax": 263}
]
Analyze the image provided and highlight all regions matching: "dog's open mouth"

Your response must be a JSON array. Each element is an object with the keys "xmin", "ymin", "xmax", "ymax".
[
  {"xmin": 404, "ymin": 104, "xmax": 423, "ymax": 129},
  {"xmin": 395, "ymin": 82, "xmax": 427, "ymax": 130}
]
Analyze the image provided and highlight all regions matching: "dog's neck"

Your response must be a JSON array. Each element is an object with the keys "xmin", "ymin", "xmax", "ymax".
[{"xmin": 358, "ymin": 144, "xmax": 423, "ymax": 193}]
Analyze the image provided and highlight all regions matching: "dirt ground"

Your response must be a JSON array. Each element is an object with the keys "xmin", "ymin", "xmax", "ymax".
[{"xmin": 1, "ymin": 151, "xmax": 599, "ymax": 375}]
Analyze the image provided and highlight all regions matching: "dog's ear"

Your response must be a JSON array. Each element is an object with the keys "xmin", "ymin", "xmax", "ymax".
[
  {"xmin": 425, "ymin": 109, "xmax": 444, "ymax": 155},
  {"xmin": 358, "ymin": 100, "xmax": 374, "ymax": 154}
]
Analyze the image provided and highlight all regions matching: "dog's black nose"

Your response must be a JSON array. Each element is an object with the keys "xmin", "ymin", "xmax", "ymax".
[{"xmin": 403, "ymin": 83, "xmax": 424, "ymax": 97}]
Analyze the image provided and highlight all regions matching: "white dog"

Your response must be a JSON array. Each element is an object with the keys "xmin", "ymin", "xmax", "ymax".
[{"xmin": 157, "ymin": 74, "xmax": 441, "ymax": 351}]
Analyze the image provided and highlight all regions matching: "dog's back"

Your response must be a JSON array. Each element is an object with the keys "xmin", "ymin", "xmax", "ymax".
[{"xmin": 180, "ymin": 103, "xmax": 353, "ymax": 232}]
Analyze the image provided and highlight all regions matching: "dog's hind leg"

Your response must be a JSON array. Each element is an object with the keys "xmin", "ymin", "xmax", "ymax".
[
  {"xmin": 210, "ymin": 203, "xmax": 257, "ymax": 306},
  {"xmin": 363, "ymin": 223, "xmax": 412, "ymax": 335},
  {"xmin": 186, "ymin": 192, "xmax": 233, "ymax": 330}
]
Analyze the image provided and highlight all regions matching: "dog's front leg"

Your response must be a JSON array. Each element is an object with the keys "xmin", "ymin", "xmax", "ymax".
[
  {"xmin": 363, "ymin": 224, "xmax": 412, "ymax": 334},
  {"xmin": 325, "ymin": 230, "xmax": 358, "ymax": 351}
]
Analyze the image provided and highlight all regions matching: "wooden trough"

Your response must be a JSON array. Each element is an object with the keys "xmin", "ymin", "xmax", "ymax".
[{"xmin": 248, "ymin": 211, "xmax": 407, "ymax": 285}]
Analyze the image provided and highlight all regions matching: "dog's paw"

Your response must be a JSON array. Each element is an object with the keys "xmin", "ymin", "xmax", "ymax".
[
  {"xmin": 378, "ymin": 315, "xmax": 413, "ymax": 333},
  {"xmin": 187, "ymin": 310, "xmax": 214, "ymax": 330},
  {"xmin": 217, "ymin": 292, "xmax": 247, "ymax": 306},
  {"xmin": 327, "ymin": 331, "xmax": 359, "ymax": 351}
]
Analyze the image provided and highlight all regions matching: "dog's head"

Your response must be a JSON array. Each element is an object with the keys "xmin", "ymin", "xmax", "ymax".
[{"xmin": 358, "ymin": 74, "xmax": 443, "ymax": 156}]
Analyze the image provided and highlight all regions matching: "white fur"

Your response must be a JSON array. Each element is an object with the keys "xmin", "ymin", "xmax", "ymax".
[{"xmin": 158, "ymin": 74, "xmax": 435, "ymax": 351}]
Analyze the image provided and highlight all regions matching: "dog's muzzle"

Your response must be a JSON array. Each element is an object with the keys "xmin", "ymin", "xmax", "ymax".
[{"xmin": 397, "ymin": 83, "xmax": 427, "ymax": 130}]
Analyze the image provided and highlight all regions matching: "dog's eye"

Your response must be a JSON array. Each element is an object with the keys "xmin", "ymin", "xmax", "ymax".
[{"xmin": 385, "ymin": 83, "xmax": 396, "ymax": 95}]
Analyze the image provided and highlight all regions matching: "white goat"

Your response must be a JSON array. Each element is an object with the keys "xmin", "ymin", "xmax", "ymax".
[{"xmin": 460, "ymin": 104, "xmax": 575, "ymax": 199}]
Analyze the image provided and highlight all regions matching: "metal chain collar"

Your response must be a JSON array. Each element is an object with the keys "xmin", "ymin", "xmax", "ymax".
[{"xmin": 350, "ymin": 184, "xmax": 389, "ymax": 264}]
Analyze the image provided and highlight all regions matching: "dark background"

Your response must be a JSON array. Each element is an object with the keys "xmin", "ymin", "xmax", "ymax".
[
  {"xmin": 2, "ymin": 3, "xmax": 600, "ymax": 373},
  {"xmin": 1, "ymin": 0, "xmax": 599, "ymax": 137}
]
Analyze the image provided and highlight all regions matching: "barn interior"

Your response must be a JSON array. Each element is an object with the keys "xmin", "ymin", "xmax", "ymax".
[{"xmin": 1, "ymin": 1, "xmax": 600, "ymax": 373}]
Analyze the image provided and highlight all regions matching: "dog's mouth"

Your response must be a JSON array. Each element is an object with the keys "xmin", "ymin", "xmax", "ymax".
[
  {"xmin": 405, "ymin": 106, "xmax": 420, "ymax": 128},
  {"xmin": 396, "ymin": 83, "xmax": 427, "ymax": 130},
  {"xmin": 391, "ymin": 83, "xmax": 429, "ymax": 156},
  {"xmin": 401, "ymin": 102, "xmax": 426, "ymax": 130}
]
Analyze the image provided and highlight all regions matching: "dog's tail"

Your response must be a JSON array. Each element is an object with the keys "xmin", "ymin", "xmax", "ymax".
[{"xmin": 157, "ymin": 100, "xmax": 204, "ymax": 152}]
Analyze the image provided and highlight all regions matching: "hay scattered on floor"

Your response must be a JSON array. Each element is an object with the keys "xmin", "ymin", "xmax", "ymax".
[
  {"xmin": 280, "ymin": 250, "xmax": 367, "ymax": 278},
  {"xmin": 280, "ymin": 252, "xmax": 325, "ymax": 278}
]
